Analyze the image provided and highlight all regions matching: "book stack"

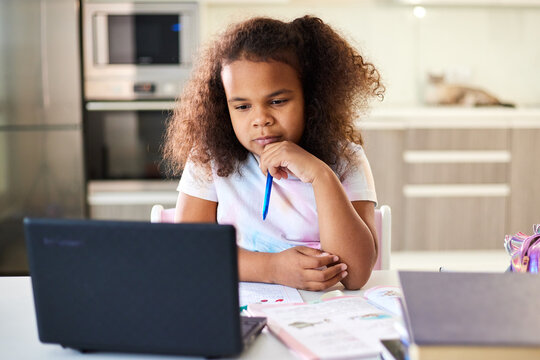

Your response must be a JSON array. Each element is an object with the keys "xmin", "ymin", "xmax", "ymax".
[{"xmin": 399, "ymin": 271, "xmax": 540, "ymax": 360}]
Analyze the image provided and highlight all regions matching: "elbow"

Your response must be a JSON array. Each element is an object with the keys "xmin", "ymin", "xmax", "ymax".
[
  {"xmin": 340, "ymin": 245, "xmax": 377, "ymax": 290},
  {"xmin": 340, "ymin": 262, "xmax": 373, "ymax": 290}
]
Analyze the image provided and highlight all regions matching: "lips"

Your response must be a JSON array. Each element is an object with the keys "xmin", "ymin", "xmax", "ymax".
[{"xmin": 253, "ymin": 136, "xmax": 281, "ymax": 146}]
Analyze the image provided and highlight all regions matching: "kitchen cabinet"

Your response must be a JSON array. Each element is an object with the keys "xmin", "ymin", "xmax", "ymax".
[
  {"xmin": 362, "ymin": 129, "xmax": 406, "ymax": 250},
  {"xmin": 508, "ymin": 128, "xmax": 540, "ymax": 236},
  {"xmin": 361, "ymin": 108, "xmax": 540, "ymax": 251},
  {"xmin": 403, "ymin": 128, "xmax": 509, "ymax": 251}
]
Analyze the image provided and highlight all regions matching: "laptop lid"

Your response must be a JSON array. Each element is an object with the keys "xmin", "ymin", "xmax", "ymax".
[{"xmin": 24, "ymin": 218, "xmax": 244, "ymax": 357}]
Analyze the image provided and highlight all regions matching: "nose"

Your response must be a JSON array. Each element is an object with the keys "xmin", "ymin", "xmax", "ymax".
[{"xmin": 252, "ymin": 107, "xmax": 274, "ymax": 128}]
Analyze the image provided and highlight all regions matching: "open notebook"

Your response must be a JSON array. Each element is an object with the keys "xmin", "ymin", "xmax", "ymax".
[{"xmin": 24, "ymin": 218, "xmax": 266, "ymax": 357}]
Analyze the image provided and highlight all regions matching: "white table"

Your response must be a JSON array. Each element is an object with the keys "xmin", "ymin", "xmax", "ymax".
[{"xmin": 0, "ymin": 271, "xmax": 399, "ymax": 360}]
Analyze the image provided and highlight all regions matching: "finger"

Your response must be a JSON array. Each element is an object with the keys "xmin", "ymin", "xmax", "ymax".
[
  {"xmin": 259, "ymin": 161, "xmax": 286, "ymax": 180},
  {"xmin": 260, "ymin": 140, "xmax": 283, "ymax": 163},
  {"xmin": 306, "ymin": 263, "xmax": 348, "ymax": 282},
  {"xmin": 261, "ymin": 148, "xmax": 288, "ymax": 180},
  {"xmin": 300, "ymin": 252, "xmax": 340, "ymax": 269},
  {"xmin": 259, "ymin": 157, "xmax": 279, "ymax": 179},
  {"xmin": 259, "ymin": 143, "xmax": 275, "ymax": 170},
  {"xmin": 267, "ymin": 166, "xmax": 288, "ymax": 180},
  {"xmin": 295, "ymin": 246, "xmax": 338, "ymax": 268},
  {"xmin": 261, "ymin": 141, "xmax": 283, "ymax": 157},
  {"xmin": 303, "ymin": 270, "xmax": 348, "ymax": 291}
]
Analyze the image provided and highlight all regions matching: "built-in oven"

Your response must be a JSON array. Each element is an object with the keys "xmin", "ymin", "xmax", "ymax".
[
  {"xmin": 84, "ymin": 102, "xmax": 171, "ymax": 180},
  {"xmin": 82, "ymin": 1, "xmax": 199, "ymax": 100},
  {"xmin": 83, "ymin": 101, "xmax": 179, "ymax": 221}
]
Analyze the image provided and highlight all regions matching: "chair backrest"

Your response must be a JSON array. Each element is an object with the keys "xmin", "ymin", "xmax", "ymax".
[
  {"xmin": 150, "ymin": 205, "xmax": 176, "ymax": 224},
  {"xmin": 373, "ymin": 205, "xmax": 391, "ymax": 270},
  {"xmin": 150, "ymin": 204, "xmax": 391, "ymax": 270}
]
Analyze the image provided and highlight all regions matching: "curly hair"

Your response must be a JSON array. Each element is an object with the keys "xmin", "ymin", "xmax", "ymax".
[{"xmin": 163, "ymin": 15, "xmax": 384, "ymax": 178}]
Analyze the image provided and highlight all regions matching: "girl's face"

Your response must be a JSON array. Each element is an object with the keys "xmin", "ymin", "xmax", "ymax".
[{"xmin": 221, "ymin": 59, "xmax": 305, "ymax": 156}]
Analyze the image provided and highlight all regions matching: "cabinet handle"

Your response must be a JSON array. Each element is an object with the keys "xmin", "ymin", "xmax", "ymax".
[
  {"xmin": 88, "ymin": 192, "xmax": 178, "ymax": 205},
  {"xmin": 86, "ymin": 101, "xmax": 175, "ymax": 111},
  {"xmin": 403, "ymin": 151, "xmax": 511, "ymax": 164},
  {"xmin": 403, "ymin": 184, "xmax": 510, "ymax": 198}
]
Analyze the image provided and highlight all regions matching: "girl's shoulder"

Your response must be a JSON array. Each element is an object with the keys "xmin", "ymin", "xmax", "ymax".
[
  {"xmin": 342, "ymin": 141, "xmax": 367, "ymax": 163},
  {"xmin": 335, "ymin": 141, "xmax": 369, "ymax": 180},
  {"xmin": 183, "ymin": 157, "xmax": 217, "ymax": 183},
  {"xmin": 346, "ymin": 141, "xmax": 365, "ymax": 154}
]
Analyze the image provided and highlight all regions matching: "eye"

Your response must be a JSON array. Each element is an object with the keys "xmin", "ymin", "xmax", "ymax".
[
  {"xmin": 270, "ymin": 99, "xmax": 288, "ymax": 106},
  {"xmin": 234, "ymin": 104, "xmax": 251, "ymax": 111}
]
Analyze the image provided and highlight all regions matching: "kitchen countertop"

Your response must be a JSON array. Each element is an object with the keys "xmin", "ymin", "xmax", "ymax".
[
  {"xmin": 359, "ymin": 106, "xmax": 540, "ymax": 129},
  {"xmin": 390, "ymin": 249, "xmax": 510, "ymax": 273}
]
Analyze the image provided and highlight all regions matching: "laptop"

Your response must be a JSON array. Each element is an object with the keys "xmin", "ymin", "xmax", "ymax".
[{"xmin": 24, "ymin": 218, "xmax": 266, "ymax": 357}]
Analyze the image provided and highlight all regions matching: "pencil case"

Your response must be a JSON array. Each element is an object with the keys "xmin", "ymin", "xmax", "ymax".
[{"xmin": 504, "ymin": 224, "xmax": 540, "ymax": 273}]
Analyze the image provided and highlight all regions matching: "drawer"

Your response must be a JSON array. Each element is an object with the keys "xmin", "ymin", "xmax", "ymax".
[
  {"xmin": 406, "ymin": 129, "xmax": 508, "ymax": 151},
  {"xmin": 406, "ymin": 163, "xmax": 508, "ymax": 184},
  {"xmin": 404, "ymin": 197, "xmax": 506, "ymax": 250}
]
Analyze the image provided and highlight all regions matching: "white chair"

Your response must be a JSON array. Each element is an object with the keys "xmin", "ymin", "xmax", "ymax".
[
  {"xmin": 150, "ymin": 204, "xmax": 391, "ymax": 270},
  {"xmin": 374, "ymin": 205, "xmax": 391, "ymax": 270},
  {"xmin": 150, "ymin": 204, "xmax": 176, "ymax": 223}
]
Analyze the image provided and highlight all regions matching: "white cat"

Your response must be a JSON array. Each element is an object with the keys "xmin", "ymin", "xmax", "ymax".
[{"xmin": 424, "ymin": 73, "xmax": 514, "ymax": 107}]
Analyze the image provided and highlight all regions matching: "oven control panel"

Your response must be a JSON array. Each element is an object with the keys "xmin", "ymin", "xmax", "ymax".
[{"xmin": 85, "ymin": 80, "xmax": 183, "ymax": 100}]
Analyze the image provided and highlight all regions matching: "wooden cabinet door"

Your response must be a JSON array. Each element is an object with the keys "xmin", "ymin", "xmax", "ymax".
[
  {"xmin": 403, "ymin": 128, "xmax": 510, "ymax": 250},
  {"xmin": 362, "ymin": 129, "xmax": 405, "ymax": 250},
  {"xmin": 509, "ymin": 129, "xmax": 540, "ymax": 235}
]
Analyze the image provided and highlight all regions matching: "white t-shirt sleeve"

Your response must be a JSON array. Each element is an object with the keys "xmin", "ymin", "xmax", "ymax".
[
  {"xmin": 177, "ymin": 160, "xmax": 218, "ymax": 202},
  {"xmin": 341, "ymin": 144, "xmax": 378, "ymax": 205}
]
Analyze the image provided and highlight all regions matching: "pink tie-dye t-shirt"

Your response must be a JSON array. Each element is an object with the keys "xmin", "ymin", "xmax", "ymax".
[{"xmin": 177, "ymin": 143, "xmax": 377, "ymax": 253}]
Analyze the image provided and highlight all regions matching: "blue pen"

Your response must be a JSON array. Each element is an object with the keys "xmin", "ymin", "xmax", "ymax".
[{"xmin": 262, "ymin": 173, "xmax": 273, "ymax": 220}]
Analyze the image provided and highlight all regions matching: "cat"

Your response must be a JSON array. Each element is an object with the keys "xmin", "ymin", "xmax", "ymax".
[{"xmin": 424, "ymin": 73, "xmax": 514, "ymax": 107}]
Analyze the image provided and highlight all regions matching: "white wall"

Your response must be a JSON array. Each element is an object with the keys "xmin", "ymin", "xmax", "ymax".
[{"xmin": 200, "ymin": 0, "xmax": 540, "ymax": 107}]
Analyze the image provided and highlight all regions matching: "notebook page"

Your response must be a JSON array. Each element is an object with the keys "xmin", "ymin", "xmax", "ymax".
[
  {"xmin": 249, "ymin": 296, "xmax": 398, "ymax": 359},
  {"xmin": 239, "ymin": 282, "xmax": 303, "ymax": 307}
]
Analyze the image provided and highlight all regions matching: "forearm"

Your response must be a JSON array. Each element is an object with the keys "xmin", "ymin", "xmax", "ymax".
[
  {"xmin": 237, "ymin": 247, "xmax": 275, "ymax": 283},
  {"xmin": 238, "ymin": 245, "xmax": 347, "ymax": 290},
  {"xmin": 312, "ymin": 167, "xmax": 376, "ymax": 290}
]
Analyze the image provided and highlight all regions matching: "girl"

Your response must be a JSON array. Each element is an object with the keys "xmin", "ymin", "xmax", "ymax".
[{"xmin": 163, "ymin": 15, "xmax": 384, "ymax": 290}]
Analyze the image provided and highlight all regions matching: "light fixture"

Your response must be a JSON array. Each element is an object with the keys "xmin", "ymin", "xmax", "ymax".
[{"xmin": 413, "ymin": 6, "xmax": 427, "ymax": 18}]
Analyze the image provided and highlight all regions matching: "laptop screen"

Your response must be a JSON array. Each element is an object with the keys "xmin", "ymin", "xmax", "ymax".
[{"xmin": 24, "ymin": 218, "xmax": 244, "ymax": 357}]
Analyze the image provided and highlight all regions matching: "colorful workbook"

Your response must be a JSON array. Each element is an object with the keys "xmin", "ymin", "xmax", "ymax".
[
  {"xmin": 364, "ymin": 285, "xmax": 403, "ymax": 317},
  {"xmin": 249, "ymin": 295, "xmax": 400, "ymax": 360}
]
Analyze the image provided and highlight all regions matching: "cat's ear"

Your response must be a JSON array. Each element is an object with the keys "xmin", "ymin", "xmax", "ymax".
[{"xmin": 427, "ymin": 72, "xmax": 444, "ymax": 83}]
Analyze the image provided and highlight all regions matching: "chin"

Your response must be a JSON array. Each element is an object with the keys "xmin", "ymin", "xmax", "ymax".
[{"xmin": 246, "ymin": 144, "xmax": 262, "ymax": 156}]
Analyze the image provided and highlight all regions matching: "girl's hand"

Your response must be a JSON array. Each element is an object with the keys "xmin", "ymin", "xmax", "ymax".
[
  {"xmin": 260, "ymin": 141, "xmax": 327, "ymax": 183},
  {"xmin": 269, "ymin": 246, "xmax": 348, "ymax": 291}
]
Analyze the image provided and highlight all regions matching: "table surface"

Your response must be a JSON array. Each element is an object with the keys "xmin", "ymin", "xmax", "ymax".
[{"xmin": 0, "ymin": 271, "xmax": 399, "ymax": 360}]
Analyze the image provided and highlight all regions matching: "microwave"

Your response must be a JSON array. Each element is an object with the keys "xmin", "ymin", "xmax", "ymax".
[{"xmin": 82, "ymin": 1, "xmax": 199, "ymax": 100}]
